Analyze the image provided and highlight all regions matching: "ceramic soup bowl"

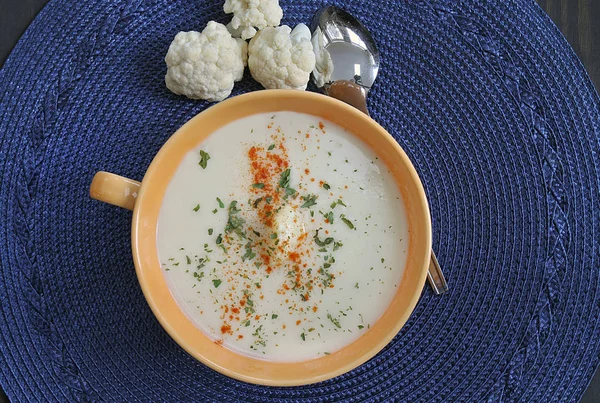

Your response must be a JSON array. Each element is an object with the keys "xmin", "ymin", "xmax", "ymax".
[{"xmin": 89, "ymin": 90, "xmax": 431, "ymax": 386}]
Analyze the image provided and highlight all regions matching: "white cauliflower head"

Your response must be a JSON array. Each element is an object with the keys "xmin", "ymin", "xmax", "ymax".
[
  {"xmin": 224, "ymin": 0, "xmax": 283, "ymax": 40},
  {"xmin": 165, "ymin": 21, "xmax": 248, "ymax": 102},
  {"xmin": 248, "ymin": 24, "xmax": 316, "ymax": 90}
]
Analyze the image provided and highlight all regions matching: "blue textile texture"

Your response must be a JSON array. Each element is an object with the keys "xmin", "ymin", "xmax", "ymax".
[{"xmin": 1, "ymin": 0, "xmax": 599, "ymax": 401}]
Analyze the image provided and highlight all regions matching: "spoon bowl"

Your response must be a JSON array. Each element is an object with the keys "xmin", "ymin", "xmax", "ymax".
[{"xmin": 311, "ymin": 6, "xmax": 380, "ymax": 94}]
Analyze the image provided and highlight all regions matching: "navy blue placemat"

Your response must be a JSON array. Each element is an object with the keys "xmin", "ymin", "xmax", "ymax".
[{"xmin": 1, "ymin": 0, "xmax": 599, "ymax": 401}]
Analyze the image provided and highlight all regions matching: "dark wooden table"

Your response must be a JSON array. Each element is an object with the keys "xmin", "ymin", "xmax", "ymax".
[{"xmin": 0, "ymin": 0, "xmax": 598, "ymax": 401}]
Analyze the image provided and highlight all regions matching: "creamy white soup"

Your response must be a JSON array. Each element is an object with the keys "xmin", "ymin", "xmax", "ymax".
[{"xmin": 157, "ymin": 112, "xmax": 408, "ymax": 362}]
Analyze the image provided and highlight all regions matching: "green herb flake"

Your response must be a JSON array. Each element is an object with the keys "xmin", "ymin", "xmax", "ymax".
[
  {"xmin": 208, "ymin": 228, "xmax": 213, "ymax": 236},
  {"xmin": 340, "ymin": 214, "xmax": 355, "ymax": 229},
  {"xmin": 192, "ymin": 204, "xmax": 200, "ymax": 212},
  {"xmin": 252, "ymin": 183, "xmax": 265, "ymax": 189},
  {"xmin": 216, "ymin": 234, "xmax": 223, "ymax": 244},
  {"xmin": 301, "ymin": 332, "xmax": 306, "ymax": 341},
  {"xmin": 186, "ymin": 256, "xmax": 191, "ymax": 265},
  {"xmin": 327, "ymin": 313, "xmax": 341, "ymax": 328},
  {"xmin": 313, "ymin": 229, "xmax": 334, "ymax": 247},
  {"xmin": 199, "ymin": 150, "xmax": 211, "ymax": 169},
  {"xmin": 272, "ymin": 314, "xmax": 278, "ymax": 319},
  {"xmin": 355, "ymin": 282, "xmax": 359, "ymax": 289},
  {"xmin": 212, "ymin": 279, "xmax": 222, "ymax": 288},
  {"xmin": 322, "ymin": 183, "xmax": 331, "ymax": 190},
  {"xmin": 216, "ymin": 197, "xmax": 225, "ymax": 208},
  {"xmin": 301, "ymin": 194, "xmax": 318, "ymax": 208},
  {"xmin": 268, "ymin": 144, "xmax": 275, "ymax": 150},
  {"xmin": 212, "ymin": 209, "xmax": 218, "ymax": 214},
  {"xmin": 279, "ymin": 168, "xmax": 291, "ymax": 189},
  {"xmin": 270, "ymin": 233, "xmax": 278, "ymax": 239},
  {"xmin": 358, "ymin": 325, "xmax": 364, "ymax": 329},
  {"xmin": 242, "ymin": 248, "xmax": 256, "ymax": 261},
  {"xmin": 324, "ymin": 352, "xmax": 330, "ymax": 355},
  {"xmin": 310, "ymin": 211, "xmax": 315, "ymax": 217},
  {"xmin": 381, "ymin": 258, "xmax": 385, "ymax": 263}
]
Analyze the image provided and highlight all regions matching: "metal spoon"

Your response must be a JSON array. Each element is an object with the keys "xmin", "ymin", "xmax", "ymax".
[{"xmin": 310, "ymin": 5, "xmax": 449, "ymax": 294}]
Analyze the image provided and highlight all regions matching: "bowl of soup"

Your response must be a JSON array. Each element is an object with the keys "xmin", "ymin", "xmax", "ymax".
[{"xmin": 89, "ymin": 90, "xmax": 431, "ymax": 386}]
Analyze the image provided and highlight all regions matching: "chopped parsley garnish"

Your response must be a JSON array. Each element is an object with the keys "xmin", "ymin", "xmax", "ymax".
[
  {"xmin": 268, "ymin": 144, "xmax": 275, "ymax": 150},
  {"xmin": 208, "ymin": 228, "xmax": 213, "ymax": 235},
  {"xmin": 216, "ymin": 234, "xmax": 223, "ymax": 244},
  {"xmin": 212, "ymin": 279, "xmax": 222, "ymax": 288},
  {"xmin": 301, "ymin": 332, "xmax": 306, "ymax": 341},
  {"xmin": 322, "ymin": 183, "xmax": 331, "ymax": 190},
  {"xmin": 270, "ymin": 233, "xmax": 278, "ymax": 239},
  {"xmin": 212, "ymin": 209, "xmax": 218, "ymax": 214},
  {"xmin": 381, "ymin": 258, "xmax": 385, "ymax": 263},
  {"xmin": 340, "ymin": 214, "xmax": 355, "ymax": 229},
  {"xmin": 327, "ymin": 313, "xmax": 341, "ymax": 328},
  {"xmin": 272, "ymin": 314, "xmax": 278, "ymax": 319},
  {"xmin": 358, "ymin": 325, "xmax": 364, "ymax": 329},
  {"xmin": 331, "ymin": 199, "xmax": 347, "ymax": 209},
  {"xmin": 186, "ymin": 256, "xmax": 191, "ymax": 265},
  {"xmin": 192, "ymin": 204, "xmax": 200, "ymax": 212},
  {"xmin": 216, "ymin": 197, "xmax": 225, "ymax": 208},
  {"xmin": 199, "ymin": 150, "xmax": 211, "ymax": 169},
  {"xmin": 225, "ymin": 201, "xmax": 246, "ymax": 238},
  {"xmin": 314, "ymin": 229, "xmax": 334, "ymax": 247},
  {"xmin": 242, "ymin": 247, "xmax": 256, "ymax": 261},
  {"xmin": 279, "ymin": 168, "xmax": 291, "ymax": 189},
  {"xmin": 322, "ymin": 211, "xmax": 334, "ymax": 224},
  {"xmin": 252, "ymin": 183, "xmax": 265, "ymax": 189},
  {"xmin": 253, "ymin": 197, "xmax": 263, "ymax": 208},
  {"xmin": 333, "ymin": 241, "xmax": 343, "ymax": 251},
  {"xmin": 354, "ymin": 282, "xmax": 359, "ymax": 289},
  {"xmin": 301, "ymin": 194, "xmax": 318, "ymax": 208}
]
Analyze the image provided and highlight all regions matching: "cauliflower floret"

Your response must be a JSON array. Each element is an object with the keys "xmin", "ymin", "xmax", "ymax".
[
  {"xmin": 224, "ymin": 0, "xmax": 283, "ymax": 40},
  {"xmin": 165, "ymin": 21, "xmax": 248, "ymax": 102},
  {"xmin": 248, "ymin": 24, "xmax": 316, "ymax": 90}
]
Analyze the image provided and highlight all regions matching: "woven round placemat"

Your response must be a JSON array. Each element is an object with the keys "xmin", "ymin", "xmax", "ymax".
[{"xmin": 1, "ymin": 0, "xmax": 599, "ymax": 401}]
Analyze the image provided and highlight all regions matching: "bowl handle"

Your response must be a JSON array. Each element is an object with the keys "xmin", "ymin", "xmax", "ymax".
[{"xmin": 89, "ymin": 171, "xmax": 141, "ymax": 211}]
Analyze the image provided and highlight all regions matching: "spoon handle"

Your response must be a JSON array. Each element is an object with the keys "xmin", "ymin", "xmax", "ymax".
[
  {"xmin": 428, "ymin": 251, "xmax": 448, "ymax": 294},
  {"xmin": 327, "ymin": 80, "xmax": 370, "ymax": 115},
  {"xmin": 327, "ymin": 82, "xmax": 449, "ymax": 295}
]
